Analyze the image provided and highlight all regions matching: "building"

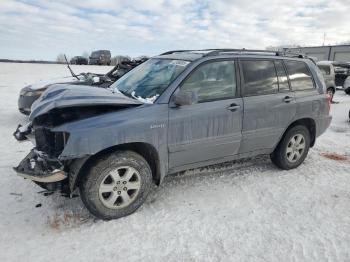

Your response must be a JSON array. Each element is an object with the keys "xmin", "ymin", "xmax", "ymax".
[{"xmin": 283, "ymin": 45, "xmax": 350, "ymax": 62}]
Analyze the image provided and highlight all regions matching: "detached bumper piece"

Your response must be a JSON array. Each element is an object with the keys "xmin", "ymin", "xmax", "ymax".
[
  {"xmin": 13, "ymin": 149, "xmax": 67, "ymax": 183},
  {"xmin": 13, "ymin": 123, "xmax": 32, "ymax": 141}
]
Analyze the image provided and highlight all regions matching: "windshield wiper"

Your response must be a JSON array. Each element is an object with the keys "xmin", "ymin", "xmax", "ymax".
[
  {"xmin": 115, "ymin": 88, "xmax": 135, "ymax": 100},
  {"xmin": 64, "ymin": 55, "xmax": 80, "ymax": 80}
]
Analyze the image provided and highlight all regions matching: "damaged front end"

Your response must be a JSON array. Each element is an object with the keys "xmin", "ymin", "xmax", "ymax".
[
  {"xmin": 13, "ymin": 149, "xmax": 66, "ymax": 183},
  {"xmin": 13, "ymin": 84, "xmax": 143, "ymax": 194},
  {"xmin": 13, "ymin": 123, "xmax": 71, "ymax": 192}
]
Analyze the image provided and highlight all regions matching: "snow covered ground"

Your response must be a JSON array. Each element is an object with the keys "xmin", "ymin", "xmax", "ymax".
[{"xmin": 0, "ymin": 62, "xmax": 350, "ymax": 262}]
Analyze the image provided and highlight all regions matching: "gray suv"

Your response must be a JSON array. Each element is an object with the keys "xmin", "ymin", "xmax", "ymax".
[
  {"xmin": 89, "ymin": 50, "xmax": 111, "ymax": 65},
  {"xmin": 13, "ymin": 49, "xmax": 331, "ymax": 220}
]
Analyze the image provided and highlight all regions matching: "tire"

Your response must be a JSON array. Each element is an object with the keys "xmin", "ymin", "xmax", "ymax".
[
  {"xmin": 327, "ymin": 87, "xmax": 335, "ymax": 101},
  {"xmin": 345, "ymin": 87, "xmax": 350, "ymax": 95},
  {"xmin": 270, "ymin": 125, "xmax": 310, "ymax": 170},
  {"xmin": 79, "ymin": 151, "xmax": 153, "ymax": 220}
]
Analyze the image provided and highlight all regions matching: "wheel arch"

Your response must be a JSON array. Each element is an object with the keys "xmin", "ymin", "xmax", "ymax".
[
  {"xmin": 69, "ymin": 142, "xmax": 161, "ymax": 192},
  {"xmin": 278, "ymin": 118, "xmax": 316, "ymax": 149}
]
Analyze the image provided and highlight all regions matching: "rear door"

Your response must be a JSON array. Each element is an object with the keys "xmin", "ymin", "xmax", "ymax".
[
  {"xmin": 168, "ymin": 59, "xmax": 243, "ymax": 170},
  {"xmin": 239, "ymin": 59, "xmax": 296, "ymax": 153}
]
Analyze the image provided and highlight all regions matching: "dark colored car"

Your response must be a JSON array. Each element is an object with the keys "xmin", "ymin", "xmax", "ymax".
[
  {"xmin": 14, "ymin": 49, "xmax": 331, "ymax": 220},
  {"xmin": 334, "ymin": 62, "xmax": 350, "ymax": 87},
  {"xmin": 89, "ymin": 50, "xmax": 111, "ymax": 65},
  {"xmin": 17, "ymin": 59, "xmax": 147, "ymax": 115},
  {"xmin": 70, "ymin": 56, "xmax": 88, "ymax": 65}
]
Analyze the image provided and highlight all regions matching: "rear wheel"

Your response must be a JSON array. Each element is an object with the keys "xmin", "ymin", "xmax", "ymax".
[
  {"xmin": 271, "ymin": 125, "xmax": 310, "ymax": 170},
  {"xmin": 79, "ymin": 151, "xmax": 153, "ymax": 220},
  {"xmin": 345, "ymin": 87, "xmax": 350, "ymax": 95}
]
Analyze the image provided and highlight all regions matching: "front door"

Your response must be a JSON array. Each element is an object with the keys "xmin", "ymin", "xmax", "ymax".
[{"xmin": 168, "ymin": 60, "xmax": 243, "ymax": 170}]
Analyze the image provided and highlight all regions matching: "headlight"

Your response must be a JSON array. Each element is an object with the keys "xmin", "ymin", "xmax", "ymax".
[{"xmin": 21, "ymin": 89, "xmax": 45, "ymax": 97}]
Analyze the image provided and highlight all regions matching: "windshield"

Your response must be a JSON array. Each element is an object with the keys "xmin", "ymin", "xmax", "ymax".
[
  {"xmin": 91, "ymin": 52, "xmax": 100, "ymax": 58},
  {"xmin": 111, "ymin": 58, "xmax": 190, "ymax": 103}
]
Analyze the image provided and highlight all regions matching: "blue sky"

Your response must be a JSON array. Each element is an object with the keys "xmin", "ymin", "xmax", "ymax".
[{"xmin": 0, "ymin": 0, "xmax": 348, "ymax": 60}]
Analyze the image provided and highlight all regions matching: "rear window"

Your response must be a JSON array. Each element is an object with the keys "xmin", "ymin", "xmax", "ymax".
[
  {"xmin": 241, "ymin": 60, "xmax": 278, "ymax": 96},
  {"xmin": 285, "ymin": 61, "xmax": 315, "ymax": 91}
]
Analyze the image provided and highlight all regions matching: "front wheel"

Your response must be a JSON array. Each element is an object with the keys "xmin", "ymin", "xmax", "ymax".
[
  {"xmin": 79, "ymin": 151, "xmax": 153, "ymax": 220},
  {"xmin": 271, "ymin": 125, "xmax": 310, "ymax": 170}
]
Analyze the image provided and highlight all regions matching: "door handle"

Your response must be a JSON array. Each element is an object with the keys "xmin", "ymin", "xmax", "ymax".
[
  {"xmin": 226, "ymin": 104, "xmax": 240, "ymax": 111},
  {"xmin": 283, "ymin": 96, "xmax": 293, "ymax": 103}
]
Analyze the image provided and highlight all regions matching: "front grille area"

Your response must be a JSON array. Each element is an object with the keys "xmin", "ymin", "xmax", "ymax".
[{"xmin": 34, "ymin": 127, "xmax": 69, "ymax": 157}]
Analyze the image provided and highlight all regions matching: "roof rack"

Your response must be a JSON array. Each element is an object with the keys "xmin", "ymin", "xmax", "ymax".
[
  {"xmin": 160, "ymin": 48, "xmax": 308, "ymax": 59},
  {"xmin": 160, "ymin": 50, "xmax": 200, "ymax": 55},
  {"xmin": 203, "ymin": 49, "xmax": 307, "ymax": 58}
]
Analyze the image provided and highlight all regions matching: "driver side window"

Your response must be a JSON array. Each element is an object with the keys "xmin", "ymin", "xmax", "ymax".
[{"xmin": 181, "ymin": 60, "xmax": 236, "ymax": 103}]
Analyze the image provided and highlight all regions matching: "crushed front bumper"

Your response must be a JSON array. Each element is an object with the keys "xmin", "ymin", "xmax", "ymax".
[{"xmin": 13, "ymin": 149, "xmax": 67, "ymax": 183}]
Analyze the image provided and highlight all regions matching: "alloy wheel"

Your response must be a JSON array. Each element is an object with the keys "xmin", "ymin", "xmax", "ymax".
[
  {"xmin": 98, "ymin": 166, "xmax": 141, "ymax": 209},
  {"xmin": 286, "ymin": 134, "xmax": 306, "ymax": 163}
]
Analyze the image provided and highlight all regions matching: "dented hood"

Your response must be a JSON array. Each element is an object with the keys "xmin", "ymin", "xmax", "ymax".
[
  {"xmin": 25, "ymin": 76, "xmax": 81, "ymax": 91},
  {"xmin": 29, "ymin": 84, "xmax": 142, "ymax": 121}
]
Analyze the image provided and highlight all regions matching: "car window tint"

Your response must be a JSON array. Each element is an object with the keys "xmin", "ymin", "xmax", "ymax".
[
  {"xmin": 274, "ymin": 61, "xmax": 290, "ymax": 92},
  {"xmin": 181, "ymin": 60, "xmax": 236, "ymax": 102},
  {"xmin": 241, "ymin": 60, "xmax": 278, "ymax": 96},
  {"xmin": 285, "ymin": 61, "xmax": 314, "ymax": 90}
]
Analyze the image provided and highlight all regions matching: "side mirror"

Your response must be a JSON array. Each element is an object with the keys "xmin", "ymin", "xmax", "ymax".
[{"xmin": 173, "ymin": 90, "xmax": 197, "ymax": 106}]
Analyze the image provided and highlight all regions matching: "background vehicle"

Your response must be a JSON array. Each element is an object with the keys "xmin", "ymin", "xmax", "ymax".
[
  {"xmin": 89, "ymin": 50, "xmax": 111, "ymax": 65},
  {"xmin": 14, "ymin": 49, "xmax": 331, "ymax": 220},
  {"xmin": 334, "ymin": 61, "xmax": 350, "ymax": 88},
  {"xmin": 17, "ymin": 59, "xmax": 147, "ymax": 115},
  {"xmin": 344, "ymin": 76, "xmax": 350, "ymax": 95},
  {"xmin": 317, "ymin": 61, "xmax": 336, "ymax": 100},
  {"xmin": 70, "ymin": 56, "xmax": 88, "ymax": 65}
]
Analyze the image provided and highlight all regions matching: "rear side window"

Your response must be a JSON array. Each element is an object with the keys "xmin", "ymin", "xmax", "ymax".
[
  {"xmin": 285, "ymin": 61, "xmax": 315, "ymax": 91},
  {"xmin": 274, "ymin": 61, "xmax": 290, "ymax": 92},
  {"xmin": 181, "ymin": 60, "xmax": 236, "ymax": 102},
  {"xmin": 241, "ymin": 60, "xmax": 278, "ymax": 96}
]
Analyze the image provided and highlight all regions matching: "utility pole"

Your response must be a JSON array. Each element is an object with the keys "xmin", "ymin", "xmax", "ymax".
[{"xmin": 323, "ymin": 32, "xmax": 326, "ymax": 46}]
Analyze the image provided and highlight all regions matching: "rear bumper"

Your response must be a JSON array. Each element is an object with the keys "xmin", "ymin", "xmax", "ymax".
[{"xmin": 13, "ymin": 149, "xmax": 67, "ymax": 183}]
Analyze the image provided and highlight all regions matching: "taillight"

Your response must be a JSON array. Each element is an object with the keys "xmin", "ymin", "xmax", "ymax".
[{"xmin": 327, "ymin": 94, "xmax": 331, "ymax": 112}]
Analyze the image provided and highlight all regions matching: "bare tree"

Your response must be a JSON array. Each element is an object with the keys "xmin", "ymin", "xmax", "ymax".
[
  {"xmin": 56, "ymin": 53, "xmax": 66, "ymax": 63},
  {"xmin": 82, "ymin": 51, "xmax": 89, "ymax": 59}
]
